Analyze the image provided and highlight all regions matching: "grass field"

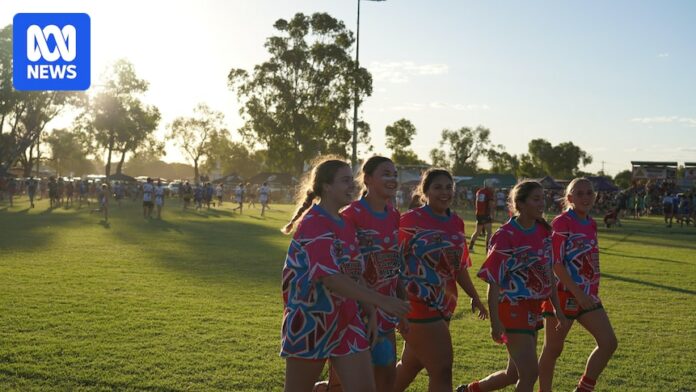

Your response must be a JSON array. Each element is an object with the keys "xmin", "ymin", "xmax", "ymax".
[{"xmin": 1, "ymin": 196, "xmax": 695, "ymax": 391}]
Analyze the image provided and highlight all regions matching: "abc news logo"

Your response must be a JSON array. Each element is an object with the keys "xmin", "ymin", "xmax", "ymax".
[{"xmin": 13, "ymin": 13, "xmax": 90, "ymax": 91}]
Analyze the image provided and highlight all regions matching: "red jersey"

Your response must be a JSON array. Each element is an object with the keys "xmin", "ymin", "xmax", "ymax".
[
  {"xmin": 475, "ymin": 187, "xmax": 494, "ymax": 216},
  {"xmin": 342, "ymin": 198, "xmax": 401, "ymax": 333},
  {"xmin": 477, "ymin": 218, "xmax": 554, "ymax": 303},
  {"xmin": 399, "ymin": 205, "xmax": 472, "ymax": 319},
  {"xmin": 551, "ymin": 209, "xmax": 601, "ymax": 301}
]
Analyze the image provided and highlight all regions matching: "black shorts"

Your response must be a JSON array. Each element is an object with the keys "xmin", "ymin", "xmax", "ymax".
[
  {"xmin": 143, "ymin": 201, "xmax": 154, "ymax": 208},
  {"xmin": 476, "ymin": 215, "xmax": 493, "ymax": 225},
  {"xmin": 496, "ymin": 205, "xmax": 505, "ymax": 211}
]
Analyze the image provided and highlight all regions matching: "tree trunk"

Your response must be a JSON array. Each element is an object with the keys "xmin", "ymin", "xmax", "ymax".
[
  {"xmin": 35, "ymin": 141, "xmax": 40, "ymax": 177},
  {"xmin": 193, "ymin": 158, "xmax": 199, "ymax": 184},
  {"xmin": 22, "ymin": 144, "xmax": 34, "ymax": 177},
  {"xmin": 116, "ymin": 150, "xmax": 127, "ymax": 175},
  {"xmin": 105, "ymin": 133, "xmax": 115, "ymax": 178}
]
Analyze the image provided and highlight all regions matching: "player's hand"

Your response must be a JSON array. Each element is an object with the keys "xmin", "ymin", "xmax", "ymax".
[
  {"xmin": 379, "ymin": 296, "xmax": 411, "ymax": 318},
  {"xmin": 555, "ymin": 312, "xmax": 572, "ymax": 331},
  {"xmin": 471, "ymin": 297, "xmax": 489, "ymax": 320},
  {"xmin": 576, "ymin": 292, "xmax": 596, "ymax": 311},
  {"xmin": 397, "ymin": 317, "xmax": 410, "ymax": 335},
  {"xmin": 490, "ymin": 318, "xmax": 505, "ymax": 344}
]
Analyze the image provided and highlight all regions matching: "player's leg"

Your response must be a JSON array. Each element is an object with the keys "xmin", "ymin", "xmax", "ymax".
[
  {"xmin": 372, "ymin": 330, "xmax": 397, "ymax": 392},
  {"xmin": 331, "ymin": 350, "xmax": 376, "ymax": 392},
  {"xmin": 284, "ymin": 358, "xmax": 326, "ymax": 392},
  {"xmin": 469, "ymin": 222, "xmax": 483, "ymax": 250},
  {"xmin": 538, "ymin": 316, "xmax": 574, "ymax": 392},
  {"xmin": 393, "ymin": 340, "xmax": 423, "ymax": 392},
  {"xmin": 574, "ymin": 308, "xmax": 617, "ymax": 391},
  {"xmin": 484, "ymin": 221, "xmax": 493, "ymax": 249},
  {"xmin": 465, "ymin": 356, "xmax": 518, "ymax": 392},
  {"xmin": 394, "ymin": 320, "xmax": 453, "ymax": 392}
]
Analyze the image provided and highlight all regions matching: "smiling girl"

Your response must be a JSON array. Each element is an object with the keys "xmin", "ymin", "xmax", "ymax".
[
  {"xmin": 459, "ymin": 181, "xmax": 567, "ymax": 392},
  {"xmin": 394, "ymin": 168, "xmax": 488, "ymax": 392},
  {"xmin": 537, "ymin": 178, "xmax": 617, "ymax": 392},
  {"xmin": 280, "ymin": 157, "xmax": 410, "ymax": 392}
]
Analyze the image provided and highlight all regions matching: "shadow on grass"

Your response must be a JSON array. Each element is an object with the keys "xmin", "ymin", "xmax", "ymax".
[
  {"xmin": 600, "ymin": 250, "xmax": 689, "ymax": 265},
  {"xmin": 108, "ymin": 207, "xmax": 287, "ymax": 285},
  {"xmin": 603, "ymin": 273, "xmax": 696, "ymax": 296},
  {"xmin": 0, "ymin": 368, "xmax": 183, "ymax": 392}
]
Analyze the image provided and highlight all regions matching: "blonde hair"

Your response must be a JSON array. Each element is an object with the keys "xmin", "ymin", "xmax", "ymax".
[
  {"xmin": 562, "ymin": 178, "xmax": 594, "ymax": 210},
  {"xmin": 281, "ymin": 156, "xmax": 350, "ymax": 234}
]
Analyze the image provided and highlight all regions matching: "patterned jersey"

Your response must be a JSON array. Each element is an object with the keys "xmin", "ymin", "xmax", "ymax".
[
  {"xmin": 281, "ymin": 205, "xmax": 367, "ymax": 358},
  {"xmin": 551, "ymin": 209, "xmax": 600, "ymax": 301},
  {"xmin": 399, "ymin": 205, "xmax": 472, "ymax": 319},
  {"xmin": 342, "ymin": 198, "xmax": 401, "ymax": 333},
  {"xmin": 477, "ymin": 218, "xmax": 553, "ymax": 303}
]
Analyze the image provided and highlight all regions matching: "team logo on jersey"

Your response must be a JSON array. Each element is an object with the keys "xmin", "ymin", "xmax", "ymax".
[{"xmin": 13, "ymin": 13, "xmax": 90, "ymax": 90}]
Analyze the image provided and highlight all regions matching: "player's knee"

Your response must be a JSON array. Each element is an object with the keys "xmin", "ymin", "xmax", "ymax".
[
  {"xmin": 543, "ymin": 341, "xmax": 565, "ymax": 359},
  {"xmin": 515, "ymin": 361, "xmax": 538, "ymax": 382},
  {"xmin": 601, "ymin": 333, "xmax": 618, "ymax": 355},
  {"xmin": 344, "ymin": 378, "xmax": 376, "ymax": 392},
  {"xmin": 428, "ymin": 362, "xmax": 453, "ymax": 383}
]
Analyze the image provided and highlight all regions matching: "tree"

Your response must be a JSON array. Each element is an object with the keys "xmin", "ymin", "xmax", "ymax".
[
  {"xmin": 614, "ymin": 170, "xmax": 632, "ymax": 189},
  {"xmin": 385, "ymin": 118, "xmax": 425, "ymax": 165},
  {"xmin": 78, "ymin": 59, "xmax": 158, "ymax": 177},
  {"xmin": 430, "ymin": 126, "xmax": 493, "ymax": 175},
  {"xmin": 0, "ymin": 25, "xmax": 85, "ymax": 176},
  {"xmin": 228, "ymin": 12, "xmax": 373, "ymax": 174},
  {"xmin": 167, "ymin": 103, "xmax": 225, "ymax": 182},
  {"xmin": 202, "ymin": 131, "xmax": 265, "ymax": 179},
  {"xmin": 522, "ymin": 138, "xmax": 592, "ymax": 179},
  {"xmin": 113, "ymin": 102, "xmax": 162, "ymax": 175},
  {"xmin": 45, "ymin": 128, "xmax": 92, "ymax": 176},
  {"xmin": 486, "ymin": 148, "xmax": 520, "ymax": 175}
]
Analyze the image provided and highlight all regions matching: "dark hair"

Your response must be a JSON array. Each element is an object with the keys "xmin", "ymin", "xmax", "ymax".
[
  {"xmin": 281, "ymin": 157, "xmax": 350, "ymax": 234},
  {"xmin": 508, "ymin": 180, "xmax": 551, "ymax": 231},
  {"xmin": 417, "ymin": 168, "xmax": 453, "ymax": 204},
  {"xmin": 357, "ymin": 156, "xmax": 394, "ymax": 197}
]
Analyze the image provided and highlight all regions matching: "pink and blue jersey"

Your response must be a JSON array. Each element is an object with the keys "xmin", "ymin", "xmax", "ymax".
[
  {"xmin": 281, "ymin": 205, "xmax": 369, "ymax": 359},
  {"xmin": 342, "ymin": 198, "xmax": 401, "ymax": 333},
  {"xmin": 399, "ymin": 205, "xmax": 472, "ymax": 319},
  {"xmin": 551, "ymin": 209, "xmax": 601, "ymax": 301},
  {"xmin": 478, "ymin": 218, "xmax": 554, "ymax": 303}
]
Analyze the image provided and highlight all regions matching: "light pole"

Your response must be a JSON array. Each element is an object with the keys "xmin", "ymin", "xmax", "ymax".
[{"xmin": 352, "ymin": 0, "xmax": 385, "ymax": 168}]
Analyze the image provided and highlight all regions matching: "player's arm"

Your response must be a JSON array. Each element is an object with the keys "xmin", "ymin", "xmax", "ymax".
[
  {"xmin": 321, "ymin": 274, "xmax": 410, "ymax": 317},
  {"xmin": 486, "ymin": 283, "xmax": 504, "ymax": 343},
  {"xmin": 552, "ymin": 263, "xmax": 595, "ymax": 310},
  {"xmin": 456, "ymin": 268, "xmax": 487, "ymax": 319}
]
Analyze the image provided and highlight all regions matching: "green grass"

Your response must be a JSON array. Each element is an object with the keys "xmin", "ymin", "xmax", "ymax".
[{"xmin": 1, "ymin": 197, "xmax": 695, "ymax": 391}]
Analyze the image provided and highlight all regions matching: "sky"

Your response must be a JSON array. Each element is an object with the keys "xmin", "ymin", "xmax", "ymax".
[{"xmin": 2, "ymin": 0, "xmax": 695, "ymax": 176}]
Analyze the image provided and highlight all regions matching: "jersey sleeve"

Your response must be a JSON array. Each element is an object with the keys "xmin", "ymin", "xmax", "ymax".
[
  {"xmin": 294, "ymin": 219, "xmax": 341, "ymax": 282},
  {"xmin": 476, "ymin": 229, "xmax": 511, "ymax": 286},
  {"xmin": 551, "ymin": 216, "xmax": 570, "ymax": 266}
]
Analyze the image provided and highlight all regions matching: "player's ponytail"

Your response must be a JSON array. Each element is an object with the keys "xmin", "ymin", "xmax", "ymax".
[
  {"xmin": 281, "ymin": 157, "xmax": 350, "ymax": 234},
  {"xmin": 282, "ymin": 190, "xmax": 317, "ymax": 234},
  {"xmin": 509, "ymin": 180, "xmax": 552, "ymax": 231}
]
